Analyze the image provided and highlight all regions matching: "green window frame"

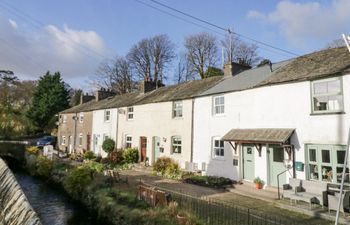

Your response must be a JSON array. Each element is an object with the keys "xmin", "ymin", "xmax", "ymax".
[{"xmin": 306, "ymin": 144, "xmax": 348, "ymax": 183}]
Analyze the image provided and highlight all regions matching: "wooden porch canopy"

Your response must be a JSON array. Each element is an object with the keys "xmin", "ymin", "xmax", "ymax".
[{"xmin": 222, "ymin": 128, "xmax": 295, "ymax": 156}]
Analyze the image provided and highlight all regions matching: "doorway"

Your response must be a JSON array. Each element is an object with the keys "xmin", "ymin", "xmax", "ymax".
[
  {"xmin": 140, "ymin": 136, "xmax": 147, "ymax": 162},
  {"xmin": 243, "ymin": 145, "xmax": 255, "ymax": 181},
  {"xmin": 268, "ymin": 145, "xmax": 286, "ymax": 187},
  {"xmin": 153, "ymin": 136, "xmax": 160, "ymax": 163}
]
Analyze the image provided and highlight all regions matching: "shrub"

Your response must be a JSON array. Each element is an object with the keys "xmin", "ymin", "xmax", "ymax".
[
  {"xmin": 184, "ymin": 175, "xmax": 233, "ymax": 188},
  {"xmin": 26, "ymin": 146, "xmax": 40, "ymax": 155},
  {"xmin": 122, "ymin": 148, "xmax": 139, "ymax": 164},
  {"xmin": 84, "ymin": 151, "xmax": 95, "ymax": 160},
  {"xmin": 164, "ymin": 162, "xmax": 181, "ymax": 179},
  {"xmin": 102, "ymin": 138, "xmax": 115, "ymax": 155},
  {"xmin": 110, "ymin": 149, "xmax": 124, "ymax": 164},
  {"xmin": 85, "ymin": 161, "xmax": 105, "ymax": 173},
  {"xmin": 153, "ymin": 157, "xmax": 173, "ymax": 175},
  {"xmin": 36, "ymin": 155, "xmax": 53, "ymax": 177},
  {"xmin": 63, "ymin": 166, "xmax": 93, "ymax": 200}
]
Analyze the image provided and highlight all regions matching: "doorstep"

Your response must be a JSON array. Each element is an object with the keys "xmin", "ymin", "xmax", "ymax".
[{"xmin": 227, "ymin": 181, "xmax": 278, "ymax": 203}]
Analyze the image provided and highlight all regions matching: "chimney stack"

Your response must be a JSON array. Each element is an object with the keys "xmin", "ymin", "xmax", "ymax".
[
  {"xmin": 80, "ymin": 93, "xmax": 94, "ymax": 104},
  {"xmin": 139, "ymin": 78, "xmax": 164, "ymax": 94},
  {"xmin": 223, "ymin": 61, "xmax": 251, "ymax": 77},
  {"xmin": 95, "ymin": 88, "xmax": 116, "ymax": 101}
]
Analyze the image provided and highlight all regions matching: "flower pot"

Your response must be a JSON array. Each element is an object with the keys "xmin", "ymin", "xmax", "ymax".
[{"xmin": 255, "ymin": 183, "xmax": 263, "ymax": 189}]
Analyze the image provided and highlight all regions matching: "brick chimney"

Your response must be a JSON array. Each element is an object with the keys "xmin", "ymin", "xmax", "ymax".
[
  {"xmin": 80, "ymin": 93, "xmax": 95, "ymax": 104},
  {"xmin": 95, "ymin": 88, "xmax": 116, "ymax": 101},
  {"xmin": 139, "ymin": 78, "xmax": 165, "ymax": 94},
  {"xmin": 224, "ymin": 61, "xmax": 251, "ymax": 77}
]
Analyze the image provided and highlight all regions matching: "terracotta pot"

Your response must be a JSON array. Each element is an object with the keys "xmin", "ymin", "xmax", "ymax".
[{"xmin": 255, "ymin": 183, "xmax": 263, "ymax": 189}]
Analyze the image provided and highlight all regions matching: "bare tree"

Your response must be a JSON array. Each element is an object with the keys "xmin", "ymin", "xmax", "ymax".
[
  {"xmin": 221, "ymin": 34, "xmax": 261, "ymax": 67},
  {"xmin": 174, "ymin": 53, "xmax": 196, "ymax": 84},
  {"xmin": 325, "ymin": 38, "xmax": 346, "ymax": 49},
  {"xmin": 93, "ymin": 56, "xmax": 135, "ymax": 95},
  {"xmin": 127, "ymin": 34, "xmax": 175, "ymax": 83},
  {"xmin": 184, "ymin": 32, "xmax": 218, "ymax": 79}
]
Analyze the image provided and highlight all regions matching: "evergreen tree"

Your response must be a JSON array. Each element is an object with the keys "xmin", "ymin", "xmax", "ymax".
[{"xmin": 26, "ymin": 71, "xmax": 70, "ymax": 132}]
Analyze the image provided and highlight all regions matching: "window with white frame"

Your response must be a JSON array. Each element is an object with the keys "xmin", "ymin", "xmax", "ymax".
[
  {"xmin": 79, "ymin": 133, "xmax": 83, "ymax": 146},
  {"xmin": 213, "ymin": 137, "xmax": 224, "ymax": 157},
  {"xmin": 311, "ymin": 77, "xmax": 343, "ymax": 113},
  {"xmin": 173, "ymin": 101, "xmax": 183, "ymax": 118},
  {"xmin": 104, "ymin": 110, "xmax": 111, "ymax": 122},
  {"xmin": 171, "ymin": 136, "xmax": 182, "ymax": 154},
  {"xmin": 61, "ymin": 136, "xmax": 66, "ymax": 145},
  {"xmin": 79, "ymin": 112, "xmax": 84, "ymax": 123},
  {"xmin": 63, "ymin": 115, "xmax": 67, "ymax": 123},
  {"xmin": 126, "ymin": 135, "xmax": 132, "ymax": 148},
  {"xmin": 213, "ymin": 96, "xmax": 225, "ymax": 115},
  {"xmin": 127, "ymin": 107, "xmax": 134, "ymax": 120}
]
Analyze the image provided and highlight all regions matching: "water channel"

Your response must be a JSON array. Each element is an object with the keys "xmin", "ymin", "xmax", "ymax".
[{"xmin": 0, "ymin": 143, "xmax": 107, "ymax": 225}]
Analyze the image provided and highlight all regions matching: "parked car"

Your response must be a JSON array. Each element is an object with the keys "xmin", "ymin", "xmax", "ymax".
[{"xmin": 36, "ymin": 136, "xmax": 56, "ymax": 147}]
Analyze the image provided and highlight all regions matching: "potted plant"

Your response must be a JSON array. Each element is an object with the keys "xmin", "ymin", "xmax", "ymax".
[{"xmin": 253, "ymin": 177, "xmax": 264, "ymax": 189}]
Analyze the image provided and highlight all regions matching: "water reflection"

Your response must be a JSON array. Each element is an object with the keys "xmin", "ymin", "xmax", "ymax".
[{"xmin": 12, "ymin": 168, "xmax": 102, "ymax": 225}]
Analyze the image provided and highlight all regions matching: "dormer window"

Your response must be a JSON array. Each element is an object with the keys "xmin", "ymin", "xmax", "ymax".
[
  {"xmin": 173, "ymin": 101, "xmax": 183, "ymax": 118},
  {"xmin": 311, "ymin": 77, "xmax": 343, "ymax": 114},
  {"xmin": 104, "ymin": 110, "xmax": 111, "ymax": 122}
]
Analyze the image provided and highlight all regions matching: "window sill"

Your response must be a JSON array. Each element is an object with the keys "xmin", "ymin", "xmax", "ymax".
[
  {"xmin": 213, "ymin": 156, "xmax": 225, "ymax": 161},
  {"xmin": 310, "ymin": 111, "xmax": 345, "ymax": 116},
  {"xmin": 172, "ymin": 117, "xmax": 183, "ymax": 120},
  {"xmin": 213, "ymin": 114, "xmax": 225, "ymax": 117}
]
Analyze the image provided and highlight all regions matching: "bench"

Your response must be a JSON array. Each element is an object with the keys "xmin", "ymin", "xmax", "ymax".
[
  {"xmin": 328, "ymin": 190, "xmax": 350, "ymax": 215},
  {"xmin": 283, "ymin": 178, "xmax": 327, "ymax": 208}
]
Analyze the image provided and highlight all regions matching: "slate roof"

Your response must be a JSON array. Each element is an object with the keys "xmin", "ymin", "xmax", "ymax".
[
  {"xmin": 258, "ymin": 47, "xmax": 350, "ymax": 86},
  {"xmin": 199, "ymin": 60, "xmax": 291, "ymax": 96},
  {"xmin": 222, "ymin": 128, "xmax": 295, "ymax": 144},
  {"xmin": 60, "ymin": 76, "xmax": 223, "ymax": 113}
]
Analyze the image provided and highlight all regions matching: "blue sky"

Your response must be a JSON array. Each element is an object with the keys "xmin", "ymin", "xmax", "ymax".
[{"xmin": 0, "ymin": 0, "xmax": 349, "ymax": 89}]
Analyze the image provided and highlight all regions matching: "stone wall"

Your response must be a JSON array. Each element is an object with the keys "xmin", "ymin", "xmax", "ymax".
[{"xmin": 0, "ymin": 158, "xmax": 41, "ymax": 225}]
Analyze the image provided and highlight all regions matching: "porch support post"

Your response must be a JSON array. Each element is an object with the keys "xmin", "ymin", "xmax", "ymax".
[
  {"xmin": 254, "ymin": 143, "xmax": 262, "ymax": 157},
  {"xmin": 228, "ymin": 141, "xmax": 237, "ymax": 154}
]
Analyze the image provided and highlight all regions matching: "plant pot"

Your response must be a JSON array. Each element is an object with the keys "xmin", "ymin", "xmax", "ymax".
[{"xmin": 255, "ymin": 183, "xmax": 263, "ymax": 189}]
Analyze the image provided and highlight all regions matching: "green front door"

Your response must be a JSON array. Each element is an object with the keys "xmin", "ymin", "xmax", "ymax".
[
  {"xmin": 243, "ymin": 145, "xmax": 255, "ymax": 181},
  {"xmin": 268, "ymin": 145, "xmax": 286, "ymax": 187},
  {"xmin": 153, "ymin": 136, "xmax": 160, "ymax": 162}
]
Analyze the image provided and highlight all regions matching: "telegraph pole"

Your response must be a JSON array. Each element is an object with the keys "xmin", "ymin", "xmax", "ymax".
[{"xmin": 335, "ymin": 34, "xmax": 350, "ymax": 225}]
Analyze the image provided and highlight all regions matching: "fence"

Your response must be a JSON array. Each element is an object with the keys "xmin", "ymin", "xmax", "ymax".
[{"xmin": 140, "ymin": 182, "xmax": 298, "ymax": 225}]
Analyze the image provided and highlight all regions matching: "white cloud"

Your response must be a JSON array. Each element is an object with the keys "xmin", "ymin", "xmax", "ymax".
[
  {"xmin": 8, "ymin": 19, "xmax": 17, "ymax": 29},
  {"xmin": 0, "ymin": 16, "xmax": 109, "ymax": 88},
  {"xmin": 247, "ymin": 0, "xmax": 350, "ymax": 47}
]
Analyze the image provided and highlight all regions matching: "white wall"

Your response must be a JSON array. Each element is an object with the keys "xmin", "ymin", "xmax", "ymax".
[
  {"xmin": 117, "ymin": 100, "xmax": 193, "ymax": 167},
  {"xmin": 193, "ymin": 74, "xmax": 350, "ymax": 181},
  {"xmin": 91, "ymin": 108, "xmax": 118, "ymax": 157}
]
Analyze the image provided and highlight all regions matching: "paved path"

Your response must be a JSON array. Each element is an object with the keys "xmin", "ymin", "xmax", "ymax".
[{"xmin": 119, "ymin": 169, "xmax": 343, "ymax": 225}]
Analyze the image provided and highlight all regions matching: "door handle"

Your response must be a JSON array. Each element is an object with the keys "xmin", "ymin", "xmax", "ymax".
[{"xmin": 247, "ymin": 160, "xmax": 252, "ymax": 162}]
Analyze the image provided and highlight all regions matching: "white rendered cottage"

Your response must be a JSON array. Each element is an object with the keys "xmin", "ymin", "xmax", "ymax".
[
  {"xmin": 193, "ymin": 47, "xmax": 350, "ymax": 187},
  {"xmin": 116, "ymin": 77, "xmax": 222, "ymax": 167}
]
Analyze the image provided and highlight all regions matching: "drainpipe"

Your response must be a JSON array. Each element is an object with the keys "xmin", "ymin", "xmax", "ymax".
[
  {"xmin": 190, "ymin": 98, "xmax": 194, "ymax": 162},
  {"xmin": 73, "ymin": 112, "xmax": 78, "ymax": 153},
  {"xmin": 115, "ymin": 108, "xmax": 119, "ymax": 150}
]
